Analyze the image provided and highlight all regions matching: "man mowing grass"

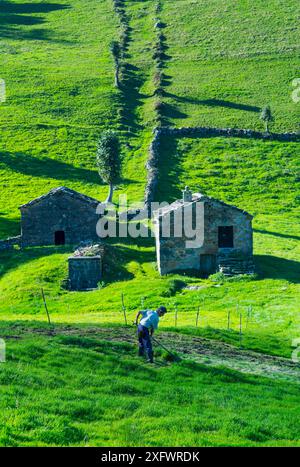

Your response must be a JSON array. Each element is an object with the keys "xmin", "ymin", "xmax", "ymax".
[{"xmin": 135, "ymin": 306, "xmax": 167, "ymax": 363}]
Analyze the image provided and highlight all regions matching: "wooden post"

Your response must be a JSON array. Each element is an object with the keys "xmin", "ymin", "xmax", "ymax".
[
  {"xmin": 41, "ymin": 288, "xmax": 51, "ymax": 326},
  {"xmin": 196, "ymin": 306, "xmax": 200, "ymax": 327},
  {"xmin": 239, "ymin": 313, "xmax": 242, "ymax": 346},
  {"xmin": 227, "ymin": 310, "xmax": 231, "ymax": 330},
  {"xmin": 175, "ymin": 306, "xmax": 178, "ymax": 327},
  {"xmin": 246, "ymin": 305, "xmax": 251, "ymax": 329},
  {"xmin": 121, "ymin": 293, "xmax": 128, "ymax": 326}
]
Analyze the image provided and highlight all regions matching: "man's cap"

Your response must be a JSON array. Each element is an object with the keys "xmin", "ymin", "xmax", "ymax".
[{"xmin": 157, "ymin": 306, "xmax": 167, "ymax": 314}]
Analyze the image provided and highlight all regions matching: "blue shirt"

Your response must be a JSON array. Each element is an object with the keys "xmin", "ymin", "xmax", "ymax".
[{"xmin": 140, "ymin": 310, "xmax": 159, "ymax": 331}]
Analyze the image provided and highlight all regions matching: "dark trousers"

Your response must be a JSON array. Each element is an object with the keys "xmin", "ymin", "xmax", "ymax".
[{"xmin": 137, "ymin": 324, "xmax": 153, "ymax": 361}]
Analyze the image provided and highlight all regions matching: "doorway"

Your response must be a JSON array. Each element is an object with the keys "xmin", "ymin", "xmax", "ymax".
[
  {"xmin": 54, "ymin": 230, "xmax": 65, "ymax": 245},
  {"xmin": 200, "ymin": 254, "xmax": 216, "ymax": 276}
]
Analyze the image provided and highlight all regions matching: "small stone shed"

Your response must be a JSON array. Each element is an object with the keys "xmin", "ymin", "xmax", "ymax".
[
  {"xmin": 67, "ymin": 243, "xmax": 105, "ymax": 291},
  {"xmin": 19, "ymin": 187, "xmax": 101, "ymax": 247},
  {"xmin": 153, "ymin": 187, "xmax": 254, "ymax": 276},
  {"xmin": 68, "ymin": 256, "xmax": 102, "ymax": 291}
]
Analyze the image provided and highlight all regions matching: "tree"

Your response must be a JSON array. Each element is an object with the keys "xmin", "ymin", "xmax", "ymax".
[
  {"xmin": 260, "ymin": 105, "xmax": 274, "ymax": 133},
  {"xmin": 96, "ymin": 131, "xmax": 121, "ymax": 203},
  {"xmin": 110, "ymin": 40, "xmax": 121, "ymax": 88}
]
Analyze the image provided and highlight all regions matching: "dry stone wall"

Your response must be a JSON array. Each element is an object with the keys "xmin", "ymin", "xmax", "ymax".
[{"xmin": 144, "ymin": 126, "xmax": 300, "ymax": 210}]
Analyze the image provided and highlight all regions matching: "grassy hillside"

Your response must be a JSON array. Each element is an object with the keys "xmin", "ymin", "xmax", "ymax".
[
  {"xmin": 0, "ymin": 0, "xmax": 158, "ymax": 238},
  {"xmin": 0, "ymin": 323, "xmax": 299, "ymax": 447},
  {"xmin": 160, "ymin": 0, "xmax": 299, "ymax": 131},
  {"xmin": 0, "ymin": 0, "xmax": 299, "ymax": 447},
  {"xmin": 0, "ymin": 0, "xmax": 299, "ymax": 355},
  {"xmin": 1, "ymin": 0, "xmax": 299, "ymax": 234}
]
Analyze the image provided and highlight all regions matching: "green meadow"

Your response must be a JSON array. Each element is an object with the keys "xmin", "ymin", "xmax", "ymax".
[
  {"xmin": 160, "ymin": 0, "xmax": 299, "ymax": 131},
  {"xmin": 0, "ymin": 323, "xmax": 300, "ymax": 447},
  {"xmin": 0, "ymin": 0, "xmax": 299, "ymax": 447}
]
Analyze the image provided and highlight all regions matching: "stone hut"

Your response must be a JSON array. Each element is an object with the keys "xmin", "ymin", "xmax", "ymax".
[
  {"xmin": 67, "ymin": 243, "xmax": 104, "ymax": 291},
  {"xmin": 153, "ymin": 187, "xmax": 254, "ymax": 276},
  {"xmin": 19, "ymin": 187, "xmax": 101, "ymax": 247}
]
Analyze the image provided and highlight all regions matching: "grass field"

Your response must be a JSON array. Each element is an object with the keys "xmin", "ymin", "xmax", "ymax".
[
  {"xmin": 0, "ymin": 0, "xmax": 299, "ymax": 447},
  {"xmin": 160, "ymin": 0, "xmax": 299, "ymax": 131},
  {"xmin": 0, "ymin": 323, "xmax": 300, "ymax": 447}
]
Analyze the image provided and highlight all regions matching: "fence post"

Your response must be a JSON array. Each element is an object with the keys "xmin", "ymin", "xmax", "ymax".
[
  {"xmin": 239, "ymin": 313, "xmax": 242, "ymax": 347},
  {"xmin": 121, "ymin": 293, "xmax": 128, "ymax": 326},
  {"xmin": 246, "ymin": 305, "xmax": 252, "ymax": 329},
  {"xmin": 227, "ymin": 310, "xmax": 231, "ymax": 330},
  {"xmin": 196, "ymin": 306, "xmax": 200, "ymax": 327},
  {"xmin": 41, "ymin": 288, "xmax": 51, "ymax": 326},
  {"xmin": 175, "ymin": 306, "xmax": 178, "ymax": 327}
]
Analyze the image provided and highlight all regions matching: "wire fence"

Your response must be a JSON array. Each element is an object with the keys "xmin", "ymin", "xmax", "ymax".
[{"xmin": 4, "ymin": 289, "xmax": 285, "ymax": 345}]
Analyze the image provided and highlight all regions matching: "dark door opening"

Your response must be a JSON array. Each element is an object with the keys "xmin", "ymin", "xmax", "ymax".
[
  {"xmin": 218, "ymin": 226, "xmax": 234, "ymax": 248},
  {"xmin": 54, "ymin": 230, "xmax": 65, "ymax": 245},
  {"xmin": 200, "ymin": 254, "xmax": 216, "ymax": 276}
]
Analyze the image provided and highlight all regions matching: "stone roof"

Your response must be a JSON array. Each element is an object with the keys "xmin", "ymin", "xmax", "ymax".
[
  {"xmin": 153, "ymin": 192, "xmax": 253, "ymax": 219},
  {"xmin": 19, "ymin": 186, "xmax": 101, "ymax": 209}
]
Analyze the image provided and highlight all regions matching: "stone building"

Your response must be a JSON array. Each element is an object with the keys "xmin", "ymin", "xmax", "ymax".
[
  {"xmin": 153, "ymin": 187, "xmax": 254, "ymax": 276},
  {"xmin": 19, "ymin": 187, "xmax": 101, "ymax": 247},
  {"xmin": 68, "ymin": 256, "xmax": 102, "ymax": 291},
  {"xmin": 67, "ymin": 243, "xmax": 105, "ymax": 291}
]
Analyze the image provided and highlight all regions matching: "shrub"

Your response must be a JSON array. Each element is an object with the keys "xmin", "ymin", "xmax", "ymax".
[
  {"xmin": 260, "ymin": 105, "xmax": 274, "ymax": 133},
  {"xmin": 209, "ymin": 272, "xmax": 226, "ymax": 284},
  {"xmin": 209, "ymin": 272, "xmax": 258, "ymax": 284},
  {"xmin": 161, "ymin": 279, "xmax": 186, "ymax": 297}
]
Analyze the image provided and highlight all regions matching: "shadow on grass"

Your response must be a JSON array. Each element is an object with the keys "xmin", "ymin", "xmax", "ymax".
[
  {"xmin": 119, "ymin": 63, "xmax": 148, "ymax": 135},
  {"xmin": 0, "ymin": 1, "xmax": 69, "ymax": 13},
  {"xmin": 254, "ymin": 228, "xmax": 300, "ymax": 242},
  {"xmin": 155, "ymin": 136, "xmax": 182, "ymax": 202},
  {"xmin": 161, "ymin": 102, "xmax": 188, "ymax": 120},
  {"xmin": 0, "ymin": 1, "xmax": 70, "ymax": 41},
  {"xmin": 255, "ymin": 255, "xmax": 300, "ymax": 284},
  {"xmin": 107, "ymin": 233, "xmax": 155, "ymax": 249},
  {"xmin": 0, "ymin": 241, "xmax": 155, "ymax": 286},
  {"xmin": 0, "ymin": 151, "xmax": 138, "ymax": 192},
  {"xmin": 0, "ymin": 150, "xmax": 100, "ymax": 185},
  {"xmin": 164, "ymin": 93, "xmax": 261, "ymax": 113},
  {"xmin": 0, "ymin": 245, "xmax": 72, "ymax": 280},
  {"xmin": 0, "ymin": 216, "xmax": 20, "ymax": 239}
]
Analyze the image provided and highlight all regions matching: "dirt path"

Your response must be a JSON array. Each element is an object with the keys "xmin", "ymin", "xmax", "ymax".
[
  {"xmin": 4, "ymin": 324, "xmax": 300, "ymax": 384},
  {"xmin": 58, "ymin": 326, "xmax": 300, "ymax": 384},
  {"xmin": 106, "ymin": 327, "xmax": 300, "ymax": 383}
]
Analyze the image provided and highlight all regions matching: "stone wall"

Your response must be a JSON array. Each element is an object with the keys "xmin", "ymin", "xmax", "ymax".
[
  {"xmin": 68, "ymin": 256, "xmax": 102, "ymax": 291},
  {"xmin": 144, "ymin": 128, "xmax": 161, "ymax": 211},
  {"xmin": 157, "ymin": 126, "xmax": 300, "ymax": 141},
  {"xmin": 0, "ymin": 236, "xmax": 21, "ymax": 251},
  {"xmin": 144, "ymin": 126, "xmax": 300, "ymax": 209}
]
